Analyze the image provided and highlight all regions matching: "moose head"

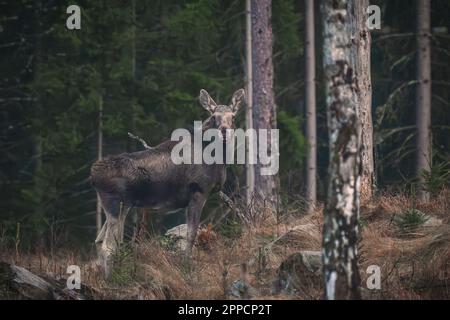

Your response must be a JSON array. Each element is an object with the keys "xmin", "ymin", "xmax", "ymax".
[{"xmin": 199, "ymin": 89, "xmax": 245, "ymax": 141}]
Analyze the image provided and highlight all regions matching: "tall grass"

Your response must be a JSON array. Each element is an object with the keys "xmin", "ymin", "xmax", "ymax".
[{"xmin": 1, "ymin": 189, "xmax": 449, "ymax": 299}]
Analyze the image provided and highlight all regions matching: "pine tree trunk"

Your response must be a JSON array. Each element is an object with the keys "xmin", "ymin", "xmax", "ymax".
[
  {"xmin": 130, "ymin": 0, "xmax": 140, "ymax": 241},
  {"xmin": 321, "ymin": 0, "xmax": 362, "ymax": 300},
  {"xmin": 304, "ymin": 0, "xmax": 317, "ymax": 213},
  {"xmin": 349, "ymin": 0, "xmax": 374, "ymax": 202},
  {"xmin": 415, "ymin": 0, "xmax": 431, "ymax": 203},
  {"xmin": 245, "ymin": 0, "xmax": 255, "ymax": 207},
  {"xmin": 32, "ymin": 0, "xmax": 45, "ymax": 242},
  {"xmin": 251, "ymin": 0, "xmax": 278, "ymax": 208},
  {"xmin": 96, "ymin": 95, "xmax": 103, "ymax": 235}
]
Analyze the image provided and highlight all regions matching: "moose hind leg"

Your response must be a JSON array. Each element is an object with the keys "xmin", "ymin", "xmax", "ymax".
[{"xmin": 186, "ymin": 189, "xmax": 206, "ymax": 257}]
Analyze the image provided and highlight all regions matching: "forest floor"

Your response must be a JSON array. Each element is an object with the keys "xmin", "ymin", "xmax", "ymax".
[{"xmin": 1, "ymin": 189, "xmax": 449, "ymax": 300}]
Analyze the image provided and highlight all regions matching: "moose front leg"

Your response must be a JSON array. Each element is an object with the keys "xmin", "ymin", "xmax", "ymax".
[
  {"xmin": 186, "ymin": 191, "xmax": 206, "ymax": 257},
  {"xmin": 99, "ymin": 201, "xmax": 132, "ymax": 277},
  {"xmin": 95, "ymin": 221, "xmax": 107, "ymax": 244}
]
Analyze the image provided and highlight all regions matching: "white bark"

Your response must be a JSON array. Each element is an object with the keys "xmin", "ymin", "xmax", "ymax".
[{"xmin": 321, "ymin": 0, "xmax": 362, "ymax": 300}]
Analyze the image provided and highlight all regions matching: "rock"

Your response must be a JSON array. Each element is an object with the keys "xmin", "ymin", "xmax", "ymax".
[
  {"xmin": 166, "ymin": 224, "xmax": 188, "ymax": 237},
  {"xmin": 423, "ymin": 216, "xmax": 443, "ymax": 228},
  {"xmin": 163, "ymin": 224, "xmax": 188, "ymax": 251},
  {"xmin": 228, "ymin": 279, "xmax": 258, "ymax": 299},
  {"xmin": 163, "ymin": 224, "xmax": 218, "ymax": 251},
  {"xmin": 303, "ymin": 251, "xmax": 322, "ymax": 272},
  {"xmin": 274, "ymin": 251, "xmax": 322, "ymax": 295},
  {"xmin": 274, "ymin": 223, "xmax": 320, "ymax": 249}
]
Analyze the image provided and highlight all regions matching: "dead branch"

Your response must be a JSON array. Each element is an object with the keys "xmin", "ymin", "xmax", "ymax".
[
  {"xmin": 218, "ymin": 191, "xmax": 251, "ymax": 225},
  {"xmin": 0, "ymin": 261, "xmax": 95, "ymax": 300},
  {"xmin": 127, "ymin": 132, "xmax": 152, "ymax": 149}
]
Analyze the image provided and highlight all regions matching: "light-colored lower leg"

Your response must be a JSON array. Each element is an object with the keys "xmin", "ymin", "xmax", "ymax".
[
  {"xmin": 100, "ymin": 216, "xmax": 119, "ymax": 277},
  {"xmin": 99, "ymin": 204, "xmax": 132, "ymax": 277},
  {"xmin": 95, "ymin": 221, "xmax": 107, "ymax": 244}
]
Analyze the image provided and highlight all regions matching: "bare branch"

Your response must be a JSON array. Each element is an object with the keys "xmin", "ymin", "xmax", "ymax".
[
  {"xmin": 127, "ymin": 132, "xmax": 152, "ymax": 149},
  {"xmin": 218, "ymin": 191, "xmax": 251, "ymax": 225}
]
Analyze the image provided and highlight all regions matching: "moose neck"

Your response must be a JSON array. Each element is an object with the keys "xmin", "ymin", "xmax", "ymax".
[{"xmin": 222, "ymin": 139, "xmax": 228, "ymax": 165}]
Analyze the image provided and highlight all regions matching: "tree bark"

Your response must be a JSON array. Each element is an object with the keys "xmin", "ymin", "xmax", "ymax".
[
  {"xmin": 321, "ymin": 0, "xmax": 362, "ymax": 300},
  {"xmin": 0, "ymin": 262, "xmax": 94, "ymax": 300},
  {"xmin": 32, "ymin": 0, "xmax": 45, "ymax": 244},
  {"xmin": 130, "ymin": 0, "xmax": 140, "ymax": 241},
  {"xmin": 304, "ymin": 0, "xmax": 317, "ymax": 213},
  {"xmin": 96, "ymin": 94, "xmax": 103, "ymax": 235},
  {"xmin": 245, "ymin": 0, "xmax": 255, "ymax": 207},
  {"xmin": 415, "ymin": 0, "xmax": 432, "ymax": 203},
  {"xmin": 349, "ymin": 0, "xmax": 374, "ymax": 202},
  {"xmin": 251, "ymin": 0, "xmax": 278, "ymax": 208}
]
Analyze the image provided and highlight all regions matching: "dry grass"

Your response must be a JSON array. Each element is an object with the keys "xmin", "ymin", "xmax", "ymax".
[{"xmin": 1, "ymin": 189, "xmax": 449, "ymax": 300}]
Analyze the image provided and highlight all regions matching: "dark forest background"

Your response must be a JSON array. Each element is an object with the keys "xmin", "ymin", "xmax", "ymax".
[{"xmin": 1, "ymin": 0, "xmax": 449, "ymax": 251}]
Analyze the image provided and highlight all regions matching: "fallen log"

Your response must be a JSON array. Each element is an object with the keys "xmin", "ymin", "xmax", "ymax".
[{"xmin": 0, "ymin": 261, "xmax": 95, "ymax": 300}]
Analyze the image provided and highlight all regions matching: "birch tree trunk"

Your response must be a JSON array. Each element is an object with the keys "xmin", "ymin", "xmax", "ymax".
[
  {"xmin": 349, "ymin": 0, "xmax": 374, "ymax": 202},
  {"xmin": 304, "ymin": 0, "xmax": 317, "ymax": 214},
  {"xmin": 245, "ymin": 0, "xmax": 255, "ymax": 207},
  {"xmin": 415, "ymin": 0, "xmax": 431, "ymax": 203},
  {"xmin": 251, "ymin": 0, "xmax": 278, "ymax": 208},
  {"xmin": 321, "ymin": 0, "xmax": 362, "ymax": 300}
]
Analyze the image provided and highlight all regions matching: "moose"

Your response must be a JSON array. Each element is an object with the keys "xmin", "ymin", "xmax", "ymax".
[{"xmin": 91, "ymin": 89, "xmax": 245, "ymax": 274}]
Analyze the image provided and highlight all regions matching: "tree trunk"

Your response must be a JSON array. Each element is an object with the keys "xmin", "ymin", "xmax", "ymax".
[
  {"xmin": 321, "ymin": 0, "xmax": 362, "ymax": 300},
  {"xmin": 32, "ymin": 0, "xmax": 46, "ymax": 245},
  {"xmin": 0, "ymin": 262, "xmax": 94, "ymax": 300},
  {"xmin": 245, "ymin": 0, "xmax": 255, "ymax": 207},
  {"xmin": 96, "ymin": 94, "xmax": 103, "ymax": 235},
  {"xmin": 130, "ymin": 0, "xmax": 140, "ymax": 241},
  {"xmin": 415, "ymin": 0, "xmax": 431, "ymax": 203},
  {"xmin": 349, "ymin": 0, "xmax": 374, "ymax": 203},
  {"xmin": 251, "ymin": 0, "xmax": 278, "ymax": 208},
  {"xmin": 304, "ymin": 0, "xmax": 317, "ymax": 214}
]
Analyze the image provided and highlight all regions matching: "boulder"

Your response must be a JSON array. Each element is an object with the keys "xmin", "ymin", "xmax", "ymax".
[
  {"xmin": 423, "ymin": 216, "xmax": 443, "ymax": 228},
  {"xmin": 273, "ymin": 223, "xmax": 320, "ymax": 250},
  {"xmin": 162, "ymin": 224, "xmax": 188, "ymax": 251},
  {"xmin": 163, "ymin": 224, "xmax": 217, "ymax": 251},
  {"xmin": 274, "ymin": 251, "xmax": 322, "ymax": 295},
  {"xmin": 228, "ymin": 279, "xmax": 258, "ymax": 299},
  {"xmin": 166, "ymin": 224, "xmax": 188, "ymax": 237}
]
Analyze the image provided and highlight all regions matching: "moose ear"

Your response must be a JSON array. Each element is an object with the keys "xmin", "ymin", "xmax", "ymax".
[
  {"xmin": 199, "ymin": 89, "xmax": 217, "ymax": 114},
  {"xmin": 230, "ymin": 89, "xmax": 245, "ymax": 114}
]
